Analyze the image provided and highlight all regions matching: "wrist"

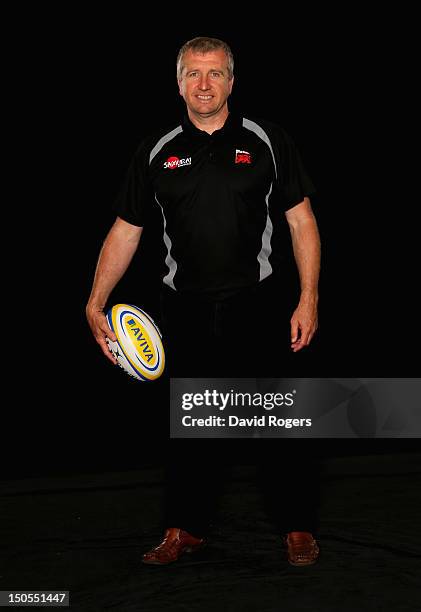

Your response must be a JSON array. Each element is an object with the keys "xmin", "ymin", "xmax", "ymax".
[
  {"xmin": 86, "ymin": 300, "xmax": 106, "ymax": 314},
  {"xmin": 300, "ymin": 288, "xmax": 318, "ymax": 303}
]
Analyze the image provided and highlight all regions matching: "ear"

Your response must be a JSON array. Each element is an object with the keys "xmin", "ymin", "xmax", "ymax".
[
  {"xmin": 177, "ymin": 78, "xmax": 183, "ymax": 97},
  {"xmin": 228, "ymin": 75, "xmax": 234, "ymax": 94}
]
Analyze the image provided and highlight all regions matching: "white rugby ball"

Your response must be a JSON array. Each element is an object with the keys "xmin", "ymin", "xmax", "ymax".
[{"xmin": 105, "ymin": 304, "xmax": 165, "ymax": 381}]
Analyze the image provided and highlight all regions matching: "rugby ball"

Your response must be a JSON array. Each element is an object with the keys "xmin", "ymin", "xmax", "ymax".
[{"xmin": 105, "ymin": 304, "xmax": 165, "ymax": 381}]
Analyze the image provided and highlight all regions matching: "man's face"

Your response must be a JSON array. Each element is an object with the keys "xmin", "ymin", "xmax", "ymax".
[{"xmin": 178, "ymin": 49, "xmax": 234, "ymax": 117}]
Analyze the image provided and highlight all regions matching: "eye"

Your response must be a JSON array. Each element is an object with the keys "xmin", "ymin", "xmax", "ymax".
[{"xmin": 211, "ymin": 72, "xmax": 221, "ymax": 78}]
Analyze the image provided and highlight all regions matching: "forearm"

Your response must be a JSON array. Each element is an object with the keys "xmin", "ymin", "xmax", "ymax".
[
  {"xmin": 289, "ymin": 215, "xmax": 321, "ymax": 302},
  {"xmin": 87, "ymin": 218, "xmax": 143, "ymax": 311}
]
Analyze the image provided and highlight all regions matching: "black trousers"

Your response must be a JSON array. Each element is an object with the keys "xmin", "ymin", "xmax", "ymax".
[{"xmin": 159, "ymin": 276, "xmax": 321, "ymax": 538}]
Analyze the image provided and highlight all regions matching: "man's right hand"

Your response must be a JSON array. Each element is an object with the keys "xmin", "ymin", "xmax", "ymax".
[{"xmin": 86, "ymin": 304, "xmax": 118, "ymax": 365}]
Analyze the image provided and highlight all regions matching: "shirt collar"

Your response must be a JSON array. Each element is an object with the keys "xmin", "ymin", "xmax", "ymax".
[{"xmin": 182, "ymin": 111, "xmax": 241, "ymax": 137}]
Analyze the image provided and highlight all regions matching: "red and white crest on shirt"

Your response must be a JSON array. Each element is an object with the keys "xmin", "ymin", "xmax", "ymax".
[
  {"xmin": 235, "ymin": 149, "xmax": 252, "ymax": 164},
  {"xmin": 163, "ymin": 156, "xmax": 192, "ymax": 170}
]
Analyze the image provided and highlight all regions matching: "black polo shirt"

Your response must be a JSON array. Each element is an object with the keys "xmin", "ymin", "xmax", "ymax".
[{"xmin": 114, "ymin": 112, "xmax": 316, "ymax": 300}]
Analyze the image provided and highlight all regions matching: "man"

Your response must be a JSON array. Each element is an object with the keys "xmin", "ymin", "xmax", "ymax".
[{"xmin": 86, "ymin": 37, "xmax": 321, "ymax": 567}]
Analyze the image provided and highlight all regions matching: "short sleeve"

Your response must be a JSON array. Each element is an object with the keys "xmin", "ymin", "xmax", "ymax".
[
  {"xmin": 275, "ymin": 127, "xmax": 316, "ymax": 211},
  {"xmin": 113, "ymin": 141, "xmax": 153, "ymax": 227}
]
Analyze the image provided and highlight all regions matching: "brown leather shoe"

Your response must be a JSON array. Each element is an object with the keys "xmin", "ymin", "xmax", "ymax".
[
  {"xmin": 284, "ymin": 531, "xmax": 320, "ymax": 566},
  {"xmin": 142, "ymin": 528, "xmax": 206, "ymax": 565}
]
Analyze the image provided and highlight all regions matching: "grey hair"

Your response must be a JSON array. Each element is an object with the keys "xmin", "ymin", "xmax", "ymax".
[{"xmin": 176, "ymin": 36, "xmax": 234, "ymax": 80}]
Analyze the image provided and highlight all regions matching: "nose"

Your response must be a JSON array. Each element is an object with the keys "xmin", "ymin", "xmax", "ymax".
[{"xmin": 198, "ymin": 75, "xmax": 211, "ymax": 90}]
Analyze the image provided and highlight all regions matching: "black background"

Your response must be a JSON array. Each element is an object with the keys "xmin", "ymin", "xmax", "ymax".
[{"xmin": 11, "ymin": 14, "xmax": 419, "ymax": 478}]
